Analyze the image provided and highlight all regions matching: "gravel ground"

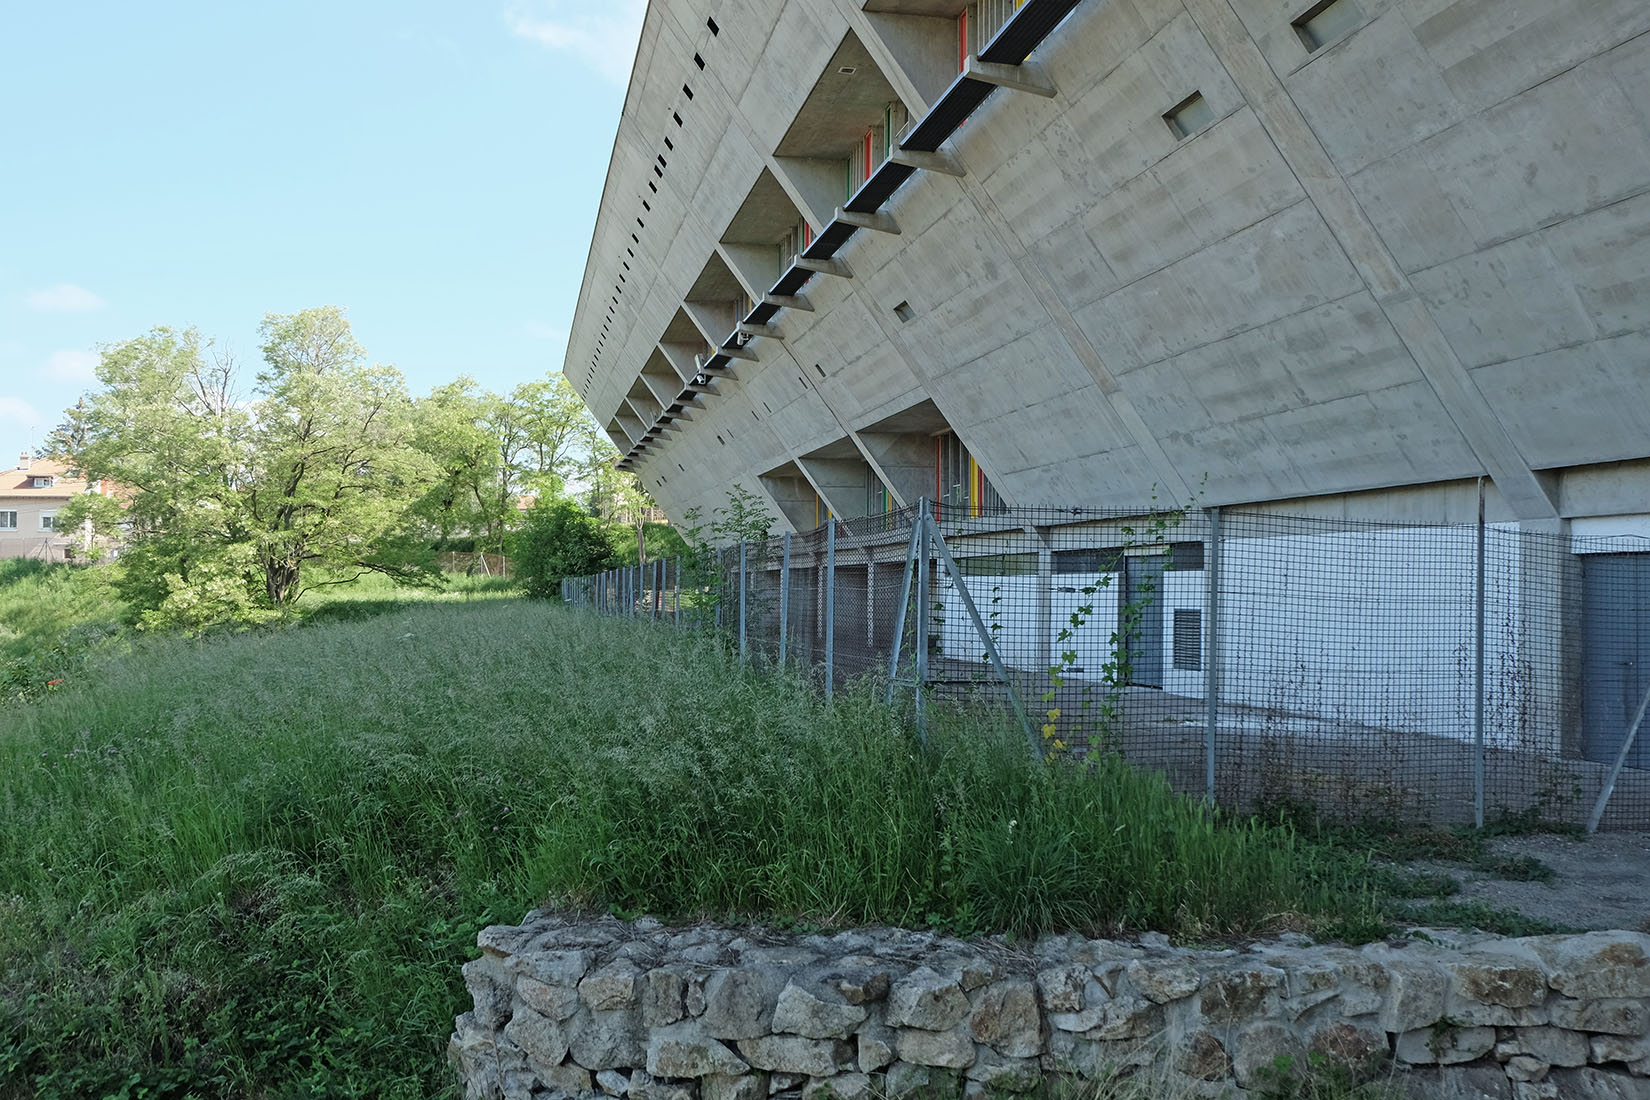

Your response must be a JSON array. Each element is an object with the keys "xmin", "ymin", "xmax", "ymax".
[{"xmin": 1423, "ymin": 830, "xmax": 1650, "ymax": 932}]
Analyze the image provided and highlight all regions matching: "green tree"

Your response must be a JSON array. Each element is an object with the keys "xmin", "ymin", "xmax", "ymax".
[
  {"xmin": 512, "ymin": 497, "xmax": 620, "ymax": 599},
  {"xmin": 70, "ymin": 308, "xmax": 438, "ymax": 626}
]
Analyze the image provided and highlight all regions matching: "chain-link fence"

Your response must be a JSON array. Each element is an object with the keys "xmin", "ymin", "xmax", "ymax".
[{"xmin": 565, "ymin": 502, "xmax": 1650, "ymax": 832}]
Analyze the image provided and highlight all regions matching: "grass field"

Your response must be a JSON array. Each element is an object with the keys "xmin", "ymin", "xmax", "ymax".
[{"xmin": 0, "ymin": 596, "xmax": 1496, "ymax": 1098}]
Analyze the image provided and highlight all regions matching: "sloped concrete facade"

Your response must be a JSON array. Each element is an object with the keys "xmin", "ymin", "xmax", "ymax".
[{"xmin": 564, "ymin": 0, "xmax": 1650, "ymax": 533}]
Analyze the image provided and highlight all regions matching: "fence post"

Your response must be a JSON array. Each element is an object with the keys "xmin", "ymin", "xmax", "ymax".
[
  {"xmin": 674, "ymin": 556, "xmax": 682, "ymax": 627},
  {"xmin": 825, "ymin": 519, "xmax": 836, "ymax": 701},
  {"xmin": 915, "ymin": 501, "xmax": 930, "ymax": 741},
  {"xmin": 739, "ymin": 540, "xmax": 749, "ymax": 665},
  {"xmin": 779, "ymin": 533, "xmax": 791, "ymax": 667},
  {"xmin": 1474, "ymin": 478, "xmax": 1487, "ymax": 830},
  {"xmin": 885, "ymin": 517, "xmax": 924, "ymax": 704},
  {"xmin": 1204, "ymin": 506, "xmax": 1222, "ymax": 806},
  {"xmin": 653, "ymin": 557, "xmax": 663, "ymax": 621}
]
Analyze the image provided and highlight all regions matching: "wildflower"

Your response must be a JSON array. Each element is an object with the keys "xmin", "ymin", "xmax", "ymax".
[{"xmin": 46, "ymin": 679, "xmax": 64, "ymax": 687}]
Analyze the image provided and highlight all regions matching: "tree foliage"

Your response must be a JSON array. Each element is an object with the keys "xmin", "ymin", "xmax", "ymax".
[
  {"xmin": 56, "ymin": 308, "xmax": 665, "ymax": 626},
  {"xmin": 73, "ymin": 309, "xmax": 438, "ymax": 626},
  {"xmin": 512, "ymin": 498, "xmax": 620, "ymax": 599}
]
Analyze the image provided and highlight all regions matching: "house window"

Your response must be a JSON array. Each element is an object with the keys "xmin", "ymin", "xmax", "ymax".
[
  {"xmin": 39, "ymin": 511, "xmax": 57, "ymax": 531},
  {"xmin": 0, "ymin": 511, "xmax": 16, "ymax": 530},
  {"xmin": 32, "ymin": 476, "xmax": 53, "ymax": 488}
]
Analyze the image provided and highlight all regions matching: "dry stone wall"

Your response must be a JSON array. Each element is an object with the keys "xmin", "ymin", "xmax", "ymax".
[{"xmin": 451, "ymin": 912, "xmax": 1650, "ymax": 1100}]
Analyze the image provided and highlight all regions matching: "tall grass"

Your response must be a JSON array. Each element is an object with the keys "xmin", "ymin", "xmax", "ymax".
[
  {"xmin": 0, "ymin": 602, "xmax": 1380, "ymax": 1098},
  {"xmin": 0, "ymin": 559, "xmax": 125, "ymax": 661}
]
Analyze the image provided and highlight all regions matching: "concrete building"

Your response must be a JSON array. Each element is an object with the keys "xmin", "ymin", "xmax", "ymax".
[{"xmin": 562, "ymin": 0, "xmax": 1650, "ymax": 795}]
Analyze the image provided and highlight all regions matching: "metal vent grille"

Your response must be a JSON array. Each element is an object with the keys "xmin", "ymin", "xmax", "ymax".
[{"xmin": 1173, "ymin": 609, "xmax": 1202, "ymax": 671}]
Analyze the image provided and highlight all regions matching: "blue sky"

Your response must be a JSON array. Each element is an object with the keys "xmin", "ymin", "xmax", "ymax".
[{"xmin": 0, "ymin": 1, "xmax": 643, "ymax": 463}]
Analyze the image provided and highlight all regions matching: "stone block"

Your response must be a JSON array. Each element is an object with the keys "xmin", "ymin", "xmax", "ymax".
[
  {"xmin": 886, "ymin": 969, "xmax": 970, "ymax": 1031},
  {"xmin": 502, "ymin": 1007, "xmax": 570, "ymax": 1068},
  {"xmin": 1047, "ymin": 979, "xmax": 1111, "ymax": 1032},
  {"xmin": 1036, "ymin": 965, "xmax": 1088, "ymax": 1012},
  {"xmin": 882, "ymin": 1062, "xmax": 957, "ymax": 1100},
  {"xmin": 1593, "ymin": 1034, "xmax": 1650, "ymax": 1064},
  {"xmin": 1549, "ymin": 998, "xmax": 1650, "ymax": 1036},
  {"xmin": 703, "ymin": 1073, "xmax": 766, "ymax": 1100},
  {"xmin": 512, "ymin": 948, "xmax": 595, "ymax": 989},
  {"xmin": 464, "ymin": 956, "xmax": 514, "ymax": 1031},
  {"xmin": 1396, "ymin": 1025, "xmax": 1495, "ymax": 1065},
  {"xmin": 631, "ymin": 1070, "xmax": 698, "ymax": 1100},
  {"xmin": 1084, "ymin": 996, "xmax": 1163, "ymax": 1042},
  {"xmin": 1535, "ymin": 933, "xmax": 1650, "ymax": 1000},
  {"xmin": 1506, "ymin": 1056, "xmax": 1549, "ymax": 1084},
  {"xmin": 648, "ymin": 1023, "xmax": 752, "ymax": 1078},
  {"xmin": 895, "ymin": 1026, "xmax": 976, "ymax": 1070},
  {"xmin": 856, "ymin": 1024, "xmax": 895, "ymax": 1073},
  {"xmin": 1448, "ymin": 957, "xmax": 1549, "ymax": 1008},
  {"xmin": 967, "ymin": 980, "xmax": 1042, "ymax": 1057},
  {"xmin": 1178, "ymin": 1030, "xmax": 1230, "ymax": 1081},
  {"xmin": 702, "ymin": 970, "xmax": 788, "ymax": 1040},
  {"xmin": 772, "ymin": 981, "xmax": 868, "ymax": 1039},
  {"xmin": 1231, "ymin": 1022, "xmax": 1308, "ymax": 1089},
  {"xmin": 1513, "ymin": 1027, "xmax": 1589, "ymax": 1068},
  {"xmin": 800, "ymin": 1072, "xmax": 873, "ymax": 1100},
  {"xmin": 644, "ymin": 969, "xmax": 687, "ymax": 1027},
  {"xmin": 583, "ymin": 963, "xmax": 643, "ymax": 1012},
  {"xmin": 520, "ymin": 976, "xmax": 582, "ymax": 1022},
  {"xmin": 735, "ymin": 1035, "xmax": 855, "ymax": 1077},
  {"xmin": 569, "ymin": 1008, "xmax": 646, "ymax": 1070},
  {"xmin": 1199, "ymin": 965, "xmax": 1285, "ymax": 1025},
  {"xmin": 965, "ymin": 1048, "xmax": 1040, "ymax": 1091},
  {"xmin": 598, "ymin": 1069, "xmax": 632, "ymax": 1095},
  {"xmin": 1125, "ymin": 958, "xmax": 1201, "ymax": 1004},
  {"xmin": 1308, "ymin": 1022, "xmax": 1386, "ymax": 1070},
  {"xmin": 823, "ymin": 965, "xmax": 890, "ymax": 1006},
  {"xmin": 1376, "ymin": 961, "xmax": 1450, "ymax": 1034},
  {"xmin": 769, "ymin": 1074, "xmax": 805, "ymax": 1094},
  {"xmin": 1545, "ymin": 1067, "xmax": 1650, "ymax": 1099}
]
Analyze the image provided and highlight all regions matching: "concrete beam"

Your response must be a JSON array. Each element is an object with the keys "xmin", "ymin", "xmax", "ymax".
[
  {"xmin": 720, "ymin": 341, "xmax": 759, "ymax": 362},
  {"xmin": 738, "ymin": 321, "xmax": 785, "ymax": 341},
  {"xmin": 963, "ymin": 56, "xmax": 1056, "ymax": 98},
  {"xmin": 835, "ymin": 207, "xmax": 900, "ymax": 235},
  {"xmin": 796, "ymin": 256, "xmax": 854, "ymax": 279},
  {"xmin": 889, "ymin": 146, "xmax": 965, "ymax": 177},
  {"xmin": 765, "ymin": 292, "xmax": 813, "ymax": 312}
]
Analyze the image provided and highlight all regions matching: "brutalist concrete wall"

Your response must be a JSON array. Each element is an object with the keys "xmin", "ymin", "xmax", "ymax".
[{"xmin": 451, "ymin": 912, "xmax": 1650, "ymax": 1100}]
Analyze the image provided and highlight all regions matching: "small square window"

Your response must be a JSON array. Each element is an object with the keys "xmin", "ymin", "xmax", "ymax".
[
  {"xmin": 1164, "ymin": 92, "xmax": 1216, "ymax": 139},
  {"xmin": 1293, "ymin": 0, "xmax": 1363, "ymax": 51},
  {"xmin": 39, "ymin": 512, "xmax": 57, "ymax": 531}
]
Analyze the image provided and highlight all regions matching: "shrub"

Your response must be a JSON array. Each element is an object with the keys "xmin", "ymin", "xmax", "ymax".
[{"xmin": 512, "ymin": 497, "xmax": 621, "ymax": 598}]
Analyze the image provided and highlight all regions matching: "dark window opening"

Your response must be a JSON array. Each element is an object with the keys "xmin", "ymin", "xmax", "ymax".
[
  {"xmin": 706, "ymin": 17, "xmax": 718, "ymax": 35},
  {"xmin": 693, "ymin": 53, "xmax": 705, "ymax": 70}
]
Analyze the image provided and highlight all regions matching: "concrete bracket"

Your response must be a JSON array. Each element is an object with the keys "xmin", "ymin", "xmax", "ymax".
[
  {"xmin": 796, "ymin": 257, "xmax": 854, "ymax": 279},
  {"xmin": 889, "ymin": 146, "xmax": 965, "ymax": 177},
  {"xmin": 736, "ymin": 321, "xmax": 784, "ymax": 341},
  {"xmin": 835, "ymin": 207, "xmax": 900, "ymax": 235},
  {"xmin": 720, "ymin": 341, "xmax": 759, "ymax": 361},
  {"xmin": 964, "ymin": 55, "xmax": 1057, "ymax": 97},
  {"xmin": 764, "ymin": 292, "xmax": 814, "ymax": 312}
]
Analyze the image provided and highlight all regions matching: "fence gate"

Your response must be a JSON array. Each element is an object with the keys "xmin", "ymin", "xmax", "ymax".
[{"xmin": 1583, "ymin": 553, "xmax": 1650, "ymax": 770}]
